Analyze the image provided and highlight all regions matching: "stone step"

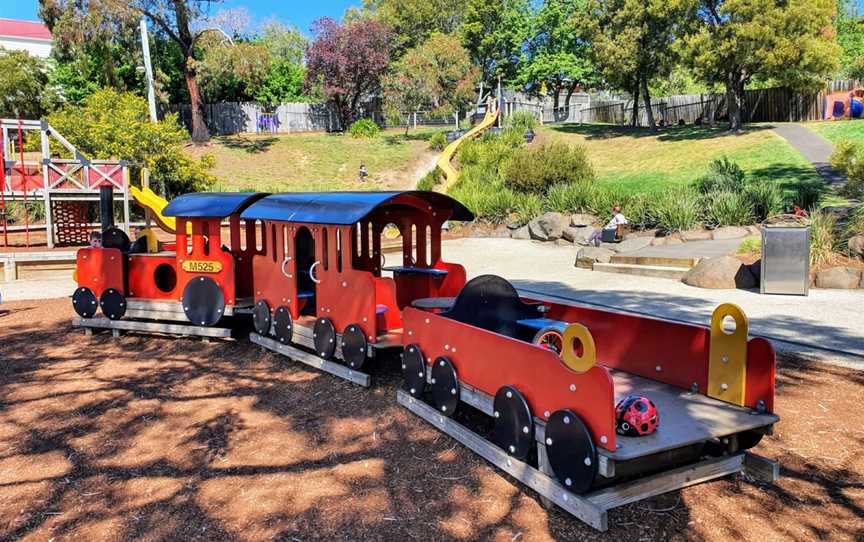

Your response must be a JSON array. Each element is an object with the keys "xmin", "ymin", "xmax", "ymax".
[
  {"xmin": 592, "ymin": 262, "xmax": 690, "ymax": 280},
  {"xmin": 609, "ymin": 255, "xmax": 700, "ymax": 269}
]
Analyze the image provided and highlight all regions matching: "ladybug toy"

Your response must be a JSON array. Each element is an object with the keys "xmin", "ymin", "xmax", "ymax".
[{"xmin": 615, "ymin": 395, "xmax": 660, "ymax": 436}]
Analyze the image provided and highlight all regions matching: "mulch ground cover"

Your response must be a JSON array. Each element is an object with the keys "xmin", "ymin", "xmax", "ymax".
[{"xmin": 0, "ymin": 298, "xmax": 862, "ymax": 541}]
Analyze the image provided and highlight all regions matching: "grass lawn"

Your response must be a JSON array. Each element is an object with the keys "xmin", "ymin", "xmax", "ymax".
[
  {"xmin": 186, "ymin": 128, "xmax": 439, "ymax": 192},
  {"xmin": 537, "ymin": 124, "xmax": 822, "ymax": 194},
  {"xmin": 806, "ymin": 119, "xmax": 864, "ymax": 145}
]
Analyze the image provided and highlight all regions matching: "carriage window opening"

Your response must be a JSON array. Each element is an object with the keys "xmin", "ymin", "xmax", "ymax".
[
  {"xmin": 283, "ymin": 225, "xmax": 289, "ymax": 259},
  {"xmin": 411, "ymin": 225, "xmax": 417, "ymax": 265},
  {"xmin": 202, "ymin": 221, "xmax": 210, "ymax": 255},
  {"xmin": 426, "ymin": 225, "xmax": 433, "ymax": 266},
  {"xmin": 239, "ymin": 220, "xmax": 248, "ymax": 251},
  {"xmin": 256, "ymin": 220, "xmax": 265, "ymax": 252},
  {"xmin": 271, "ymin": 224, "xmax": 278, "ymax": 262},
  {"xmin": 368, "ymin": 222, "xmax": 374, "ymax": 257},
  {"xmin": 322, "ymin": 228, "xmax": 329, "ymax": 270},
  {"xmin": 336, "ymin": 229, "xmax": 343, "ymax": 273}
]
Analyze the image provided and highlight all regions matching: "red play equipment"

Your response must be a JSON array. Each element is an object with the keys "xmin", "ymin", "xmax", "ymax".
[
  {"xmin": 70, "ymin": 190, "xmax": 779, "ymax": 531},
  {"xmin": 823, "ymin": 88, "xmax": 864, "ymax": 120}
]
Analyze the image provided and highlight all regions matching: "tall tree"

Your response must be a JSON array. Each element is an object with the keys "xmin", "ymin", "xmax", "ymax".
[
  {"xmin": 0, "ymin": 48, "xmax": 56, "ymax": 117},
  {"xmin": 836, "ymin": 0, "xmax": 864, "ymax": 79},
  {"xmin": 460, "ymin": 0, "xmax": 532, "ymax": 92},
  {"xmin": 254, "ymin": 22, "xmax": 309, "ymax": 105},
  {"xmin": 305, "ymin": 17, "xmax": 393, "ymax": 128},
  {"xmin": 196, "ymin": 33, "xmax": 271, "ymax": 103},
  {"xmin": 361, "ymin": 0, "xmax": 466, "ymax": 55},
  {"xmin": 584, "ymin": 0, "xmax": 693, "ymax": 129},
  {"xmin": 681, "ymin": 0, "xmax": 841, "ymax": 131},
  {"xmin": 383, "ymin": 33, "xmax": 480, "ymax": 133},
  {"xmin": 518, "ymin": 0, "xmax": 599, "ymax": 115}
]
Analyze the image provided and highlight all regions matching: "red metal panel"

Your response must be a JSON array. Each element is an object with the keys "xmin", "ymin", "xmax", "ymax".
[
  {"xmin": 403, "ymin": 307, "xmax": 617, "ymax": 452},
  {"xmin": 539, "ymin": 302, "xmax": 710, "ymax": 394},
  {"xmin": 76, "ymin": 248, "xmax": 124, "ymax": 297},
  {"xmin": 744, "ymin": 337, "xmax": 776, "ymax": 413},
  {"xmin": 127, "ymin": 254, "xmax": 179, "ymax": 300},
  {"xmin": 374, "ymin": 277, "xmax": 402, "ymax": 331},
  {"xmin": 173, "ymin": 218, "xmax": 237, "ymax": 304}
]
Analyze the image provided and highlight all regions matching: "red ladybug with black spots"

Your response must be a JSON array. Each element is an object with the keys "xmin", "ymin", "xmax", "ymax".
[{"xmin": 615, "ymin": 395, "xmax": 659, "ymax": 436}]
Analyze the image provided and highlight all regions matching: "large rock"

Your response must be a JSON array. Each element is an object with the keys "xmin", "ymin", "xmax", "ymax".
[
  {"xmin": 682, "ymin": 256, "xmax": 757, "ymax": 289},
  {"xmin": 570, "ymin": 213, "xmax": 598, "ymax": 227},
  {"xmin": 612, "ymin": 237, "xmax": 653, "ymax": 254},
  {"xmin": 528, "ymin": 212, "xmax": 566, "ymax": 241},
  {"xmin": 575, "ymin": 247, "xmax": 614, "ymax": 268},
  {"xmin": 681, "ymin": 229, "xmax": 712, "ymax": 242},
  {"xmin": 565, "ymin": 226, "xmax": 593, "ymax": 245},
  {"xmin": 510, "ymin": 225, "xmax": 531, "ymax": 240},
  {"xmin": 711, "ymin": 226, "xmax": 750, "ymax": 240},
  {"xmin": 849, "ymin": 234, "xmax": 864, "ymax": 260},
  {"xmin": 815, "ymin": 267, "xmax": 862, "ymax": 289}
]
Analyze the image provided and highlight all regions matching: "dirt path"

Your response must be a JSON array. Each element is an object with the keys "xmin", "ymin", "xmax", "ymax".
[{"xmin": 0, "ymin": 299, "xmax": 862, "ymax": 541}]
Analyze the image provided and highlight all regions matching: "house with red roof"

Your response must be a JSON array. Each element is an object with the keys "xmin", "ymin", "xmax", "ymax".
[{"xmin": 0, "ymin": 18, "xmax": 52, "ymax": 59}]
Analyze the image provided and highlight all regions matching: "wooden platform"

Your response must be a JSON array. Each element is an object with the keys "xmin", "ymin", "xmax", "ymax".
[
  {"xmin": 397, "ymin": 389, "xmax": 779, "ymax": 532},
  {"xmin": 72, "ymin": 317, "xmax": 232, "ymax": 338},
  {"xmin": 250, "ymin": 332, "xmax": 371, "ymax": 387}
]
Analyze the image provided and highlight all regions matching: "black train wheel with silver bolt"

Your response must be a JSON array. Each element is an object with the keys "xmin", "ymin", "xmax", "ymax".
[
  {"xmin": 544, "ymin": 409, "xmax": 597, "ymax": 494},
  {"xmin": 341, "ymin": 324, "xmax": 368, "ymax": 370},
  {"xmin": 492, "ymin": 385, "xmax": 535, "ymax": 461},
  {"xmin": 431, "ymin": 356, "xmax": 459, "ymax": 417},
  {"xmin": 313, "ymin": 317, "xmax": 337, "ymax": 360}
]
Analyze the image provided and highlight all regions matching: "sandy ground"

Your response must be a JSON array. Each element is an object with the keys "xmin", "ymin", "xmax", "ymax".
[{"xmin": 0, "ymin": 298, "xmax": 862, "ymax": 541}]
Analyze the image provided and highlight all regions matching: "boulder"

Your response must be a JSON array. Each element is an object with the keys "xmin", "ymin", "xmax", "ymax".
[
  {"xmin": 815, "ymin": 267, "xmax": 862, "ymax": 289},
  {"xmin": 612, "ymin": 237, "xmax": 653, "ymax": 254},
  {"xmin": 849, "ymin": 234, "xmax": 864, "ymax": 260},
  {"xmin": 562, "ymin": 226, "xmax": 587, "ymax": 243},
  {"xmin": 681, "ymin": 229, "xmax": 712, "ymax": 242},
  {"xmin": 570, "ymin": 213, "xmax": 599, "ymax": 227},
  {"xmin": 711, "ymin": 226, "xmax": 749, "ymax": 240},
  {"xmin": 510, "ymin": 225, "xmax": 531, "ymax": 240},
  {"xmin": 575, "ymin": 247, "xmax": 614, "ymax": 269},
  {"xmin": 681, "ymin": 256, "xmax": 757, "ymax": 289},
  {"xmin": 528, "ymin": 212, "xmax": 566, "ymax": 241}
]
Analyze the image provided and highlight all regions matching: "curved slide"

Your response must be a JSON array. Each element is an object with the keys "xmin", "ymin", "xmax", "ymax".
[
  {"xmin": 437, "ymin": 99, "xmax": 500, "ymax": 192},
  {"xmin": 130, "ymin": 185, "xmax": 181, "ymax": 234}
]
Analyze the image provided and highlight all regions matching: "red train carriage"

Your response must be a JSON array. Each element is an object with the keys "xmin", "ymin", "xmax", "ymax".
[
  {"xmin": 398, "ymin": 274, "xmax": 778, "ymax": 529},
  {"xmin": 72, "ymin": 192, "xmax": 267, "ymax": 327},
  {"xmin": 240, "ymin": 191, "xmax": 473, "ymax": 382}
]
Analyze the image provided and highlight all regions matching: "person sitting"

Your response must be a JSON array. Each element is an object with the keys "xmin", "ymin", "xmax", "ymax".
[
  {"xmin": 586, "ymin": 205, "xmax": 628, "ymax": 247},
  {"xmin": 89, "ymin": 231, "xmax": 102, "ymax": 248}
]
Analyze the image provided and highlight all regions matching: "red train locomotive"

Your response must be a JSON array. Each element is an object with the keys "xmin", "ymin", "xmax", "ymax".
[{"xmin": 70, "ymin": 190, "xmax": 779, "ymax": 531}]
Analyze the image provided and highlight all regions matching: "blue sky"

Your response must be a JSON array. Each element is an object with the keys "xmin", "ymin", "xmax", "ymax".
[{"xmin": 0, "ymin": 1, "xmax": 361, "ymax": 34}]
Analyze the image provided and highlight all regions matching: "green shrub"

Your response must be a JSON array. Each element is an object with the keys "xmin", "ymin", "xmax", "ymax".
[
  {"xmin": 545, "ymin": 182, "xmax": 595, "ymax": 213},
  {"xmin": 703, "ymin": 190, "xmax": 755, "ymax": 226},
  {"xmin": 831, "ymin": 140, "xmax": 864, "ymax": 199},
  {"xmin": 348, "ymin": 118, "xmax": 381, "ymax": 139},
  {"xmin": 789, "ymin": 181, "xmax": 825, "ymax": 211},
  {"xmin": 46, "ymin": 88, "xmax": 215, "ymax": 198},
  {"xmin": 744, "ymin": 183, "xmax": 784, "ymax": 222},
  {"xmin": 622, "ymin": 192, "xmax": 657, "ymax": 230},
  {"xmin": 695, "ymin": 157, "xmax": 746, "ymax": 193},
  {"xmin": 428, "ymin": 131, "xmax": 447, "ymax": 151},
  {"xmin": 501, "ymin": 142, "xmax": 594, "ymax": 194},
  {"xmin": 449, "ymin": 172, "xmax": 518, "ymax": 223},
  {"xmin": 737, "ymin": 236, "xmax": 762, "ymax": 254},
  {"xmin": 514, "ymin": 193, "xmax": 543, "ymax": 224},
  {"xmin": 5, "ymin": 201, "xmax": 46, "ymax": 224},
  {"xmin": 417, "ymin": 167, "xmax": 442, "ymax": 191},
  {"xmin": 506, "ymin": 110, "xmax": 538, "ymax": 132},
  {"xmin": 808, "ymin": 209, "xmax": 838, "ymax": 266},
  {"xmin": 652, "ymin": 189, "xmax": 701, "ymax": 232},
  {"xmin": 457, "ymin": 139, "xmax": 483, "ymax": 167}
]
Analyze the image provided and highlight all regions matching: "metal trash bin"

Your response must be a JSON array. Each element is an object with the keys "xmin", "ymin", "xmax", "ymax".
[{"xmin": 760, "ymin": 225, "xmax": 810, "ymax": 296}]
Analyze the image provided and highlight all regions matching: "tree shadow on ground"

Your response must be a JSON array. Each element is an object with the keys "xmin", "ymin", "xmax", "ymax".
[
  {"xmin": 218, "ymin": 135, "xmax": 279, "ymax": 154},
  {"xmin": 549, "ymin": 123, "xmax": 771, "ymax": 142}
]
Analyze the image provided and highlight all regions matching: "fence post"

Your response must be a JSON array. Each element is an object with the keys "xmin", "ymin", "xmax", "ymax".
[
  {"xmin": 413, "ymin": 112, "xmax": 417, "ymax": 130},
  {"xmin": 454, "ymin": 112, "xmax": 458, "ymax": 129}
]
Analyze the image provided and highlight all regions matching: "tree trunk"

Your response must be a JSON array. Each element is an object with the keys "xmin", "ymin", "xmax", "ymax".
[
  {"xmin": 641, "ymin": 77, "xmax": 656, "ymax": 131},
  {"xmin": 726, "ymin": 72, "xmax": 744, "ymax": 132},
  {"xmin": 631, "ymin": 75, "xmax": 640, "ymax": 127},
  {"xmin": 184, "ymin": 59, "xmax": 210, "ymax": 143}
]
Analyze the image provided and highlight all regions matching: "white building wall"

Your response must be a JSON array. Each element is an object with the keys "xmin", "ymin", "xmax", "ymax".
[{"xmin": 0, "ymin": 36, "xmax": 52, "ymax": 58}]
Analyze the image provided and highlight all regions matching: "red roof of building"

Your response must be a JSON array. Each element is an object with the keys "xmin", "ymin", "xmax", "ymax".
[{"xmin": 0, "ymin": 19, "xmax": 52, "ymax": 41}]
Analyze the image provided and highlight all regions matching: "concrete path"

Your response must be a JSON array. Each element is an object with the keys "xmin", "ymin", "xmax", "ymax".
[
  {"xmin": 772, "ymin": 123, "xmax": 846, "ymax": 186},
  {"xmin": 443, "ymin": 238, "xmax": 863, "ymax": 366},
  {"xmin": 627, "ymin": 238, "xmax": 744, "ymax": 259},
  {"xmin": 1, "ymin": 277, "xmax": 75, "ymax": 303}
]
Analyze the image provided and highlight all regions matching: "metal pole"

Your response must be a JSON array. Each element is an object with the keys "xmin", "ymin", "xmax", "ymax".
[
  {"xmin": 140, "ymin": 18, "xmax": 158, "ymax": 123},
  {"xmin": 497, "ymin": 75, "xmax": 503, "ymax": 128}
]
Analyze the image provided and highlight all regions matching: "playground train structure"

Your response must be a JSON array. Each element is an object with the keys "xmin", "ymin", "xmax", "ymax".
[{"xmin": 71, "ymin": 190, "xmax": 780, "ymax": 531}]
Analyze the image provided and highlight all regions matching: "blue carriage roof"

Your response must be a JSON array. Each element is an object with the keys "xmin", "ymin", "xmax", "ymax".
[
  {"xmin": 239, "ymin": 191, "xmax": 474, "ymax": 224},
  {"xmin": 163, "ymin": 192, "xmax": 267, "ymax": 218}
]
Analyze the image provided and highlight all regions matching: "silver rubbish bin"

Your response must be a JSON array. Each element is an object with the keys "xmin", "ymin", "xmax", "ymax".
[{"xmin": 760, "ymin": 225, "xmax": 810, "ymax": 296}]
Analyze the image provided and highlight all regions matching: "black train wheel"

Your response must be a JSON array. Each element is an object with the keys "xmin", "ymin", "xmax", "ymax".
[
  {"xmin": 431, "ymin": 356, "xmax": 459, "ymax": 417},
  {"xmin": 341, "ymin": 324, "xmax": 368, "ymax": 370},
  {"xmin": 72, "ymin": 287, "xmax": 98, "ymax": 318},
  {"xmin": 402, "ymin": 344, "xmax": 426, "ymax": 398},
  {"xmin": 252, "ymin": 300, "xmax": 272, "ymax": 336},
  {"xmin": 273, "ymin": 306, "xmax": 293, "ymax": 344},
  {"xmin": 492, "ymin": 385, "xmax": 535, "ymax": 461},
  {"xmin": 99, "ymin": 288, "xmax": 126, "ymax": 320},
  {"xmin": 182, "ymin": 277, "xmax": 225, "ymax": 327},
  {"xmin": 545, "ymin": 409, "xmax": 597, "ymax": 494},
  {"xmin": 313, "ymin": 317, "xmax": 337, "ymax": 359}
]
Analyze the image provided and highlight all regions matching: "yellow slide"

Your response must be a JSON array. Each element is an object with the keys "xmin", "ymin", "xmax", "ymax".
[
  {"xmin": 437, "ymin": 98, "xmax": 501, "ymax": 192},
  {"xmin": 130, "ymin": 185, "xmax": 184, "ymax": 234}
]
